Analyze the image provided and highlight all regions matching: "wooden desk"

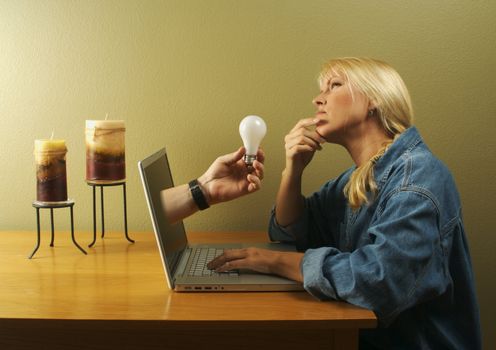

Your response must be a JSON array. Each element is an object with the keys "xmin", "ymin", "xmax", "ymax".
[{"xmin": 0, "ymin": 231, "xmax": 376, "ymax": 349}]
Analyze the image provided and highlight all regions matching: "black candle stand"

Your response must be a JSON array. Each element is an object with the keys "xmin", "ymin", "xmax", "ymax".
[
  {"xmin": 86, "ymin": 180, "xmax": 134, "ymax": 248},
  {"xmin": 29, "ymin": 200, "xmax": 87, "ymax": 259}
]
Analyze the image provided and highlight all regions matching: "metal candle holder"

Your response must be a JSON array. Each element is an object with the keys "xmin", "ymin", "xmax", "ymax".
[
  {"xmin": 86, "ymin": 180, "xmax": 134, "ymax": 247},
  {"xmin": 29, "ymin": 200, "xmax": 87, "ymax": 259}
]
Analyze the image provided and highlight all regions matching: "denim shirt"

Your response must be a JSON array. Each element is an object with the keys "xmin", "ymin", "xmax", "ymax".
[{"xmin": 268, "ymin": 127, "xmax": 481, "ymax": 349}]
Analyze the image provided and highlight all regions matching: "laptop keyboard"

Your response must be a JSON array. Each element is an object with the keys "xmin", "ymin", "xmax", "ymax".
[{"xmin": 187, "ymin": 248, "xmax": 239, "ymax": 277}]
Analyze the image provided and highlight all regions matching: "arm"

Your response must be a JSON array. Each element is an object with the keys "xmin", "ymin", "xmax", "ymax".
[
  {"xmin": 275, "ymin": 118, "xmax": 326, "ymax": 226},
  {"xmin": 159, "ymin": 183, "xmax": 199, "ymax": 224},
  {"xmin": 161, "ymin": 146, "xmax": 264, "ymax": 224},
  {"xmin": 301, "ymin": 191, "xmax": 448, "ymax": 325}
]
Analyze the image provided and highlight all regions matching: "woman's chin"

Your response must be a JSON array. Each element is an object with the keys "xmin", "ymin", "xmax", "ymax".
[{"xmin": 315, "ymin": 127, "xmax": 329, "ymax": 141}]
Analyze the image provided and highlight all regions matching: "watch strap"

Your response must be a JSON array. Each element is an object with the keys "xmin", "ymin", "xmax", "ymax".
[{"xmin": 188, "ymin": 179, "xmax": 210, "ymax": 210}]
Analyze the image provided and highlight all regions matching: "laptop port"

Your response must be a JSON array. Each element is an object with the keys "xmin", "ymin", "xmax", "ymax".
[{"xmin": 194, "ymin": 286, "xmax": 202, "ymax": 290}]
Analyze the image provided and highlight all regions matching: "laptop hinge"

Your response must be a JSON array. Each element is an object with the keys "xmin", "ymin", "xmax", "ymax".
[{"xmin": 174, "ymin": 248, "xmax": 191, "ymax": 276}]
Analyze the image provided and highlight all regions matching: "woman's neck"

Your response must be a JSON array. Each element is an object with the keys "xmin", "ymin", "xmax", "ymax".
[{"xmin": 343, "ymin": 125, "xmax": 392, "ymax": 167}]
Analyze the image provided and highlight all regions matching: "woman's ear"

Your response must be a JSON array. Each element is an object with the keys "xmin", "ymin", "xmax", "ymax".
[
  {"xmin": 366, "ymin": 100, "xmax": 379, "ymax": 117},
  {"xmin": 367, "ymin": 99, "xmax": 378, "ymax": 111}
]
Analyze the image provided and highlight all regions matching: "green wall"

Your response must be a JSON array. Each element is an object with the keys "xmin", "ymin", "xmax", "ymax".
[{"xmin": 1, "ymin": 0, "xmax": 494, "ymax": 347}]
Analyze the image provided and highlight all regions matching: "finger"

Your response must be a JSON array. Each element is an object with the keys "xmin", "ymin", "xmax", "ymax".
[
  {"xmin": 287, "ymin": 118, "xmax": 326, "ymax": 145},
  {"xmin": 214, "ymin": 248, "xmax": 248, "ymax": 270},
  {"xmin": 286, "ymin": 127, "xmax": 324, "ymax": 145},
  {"xmin": 288, "ymin": 128, "xmax": 326, "ymax": 145},
  {"xmin": 207, "ymin": 255, "xmax": 225, "ymax": 270},
  {"xmin": 255, "ymin": 148, "xmax": 265, "ymax": 164},
  {"xmin": 298, "ymin": 136, "xmax": 323, "ymax": 150},
  {"xmin": 215, "ymin": 259, "xmax": 245, "ymax": 272},
  {"xmin": 222, "ymin": 248, "xmax": 247, "ymax": 262},
  {"xmin": 217, "ymin": 147, "xmax": 245, "ymax": 166},
  {"xmin": 213, "ymin": 255, "xmax": 248, "ymax": 272},
  {"xmin": 289, "ymin": 117, "xmax": 317, "ymax": 133},
  {"xmin": 289, "ymin": 117, "xmax": 318, "ymax": 133},
  {"xmin": 313, "ymin": 132, "xmax": 326, "ymax": 144},
  {"xmin": 207, "ymin": 249, "xmax": 245, "ymax": 269},
  {"xmin": 287, "ymin": 144, "xmax": 316, "ymax": 155},
  {"xmin": 252, "ymin": 160, "xmax": 264, "ymax": 180},
  {"xmin": 247, "ymin": 174, "xmax": 261, "ymax": 192},
  {"xmin": 291, "ymin": 128, "xmax": 325, "ymax": 145},
  {"xmin": 286, "ymin": 135, "xmax": 322, "ymax": 151}
]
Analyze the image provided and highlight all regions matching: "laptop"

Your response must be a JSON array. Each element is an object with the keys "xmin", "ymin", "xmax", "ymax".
[{"xmin": 138, "ymin": 148, "xmax": 304, "ymax": 292}]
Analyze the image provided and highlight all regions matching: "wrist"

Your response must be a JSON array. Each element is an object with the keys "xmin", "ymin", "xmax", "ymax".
[
  {"xmin": 270, "ymin": 251, "xmax": 283, "ymax": 275},
  {"xmin": 270, "ymin": 252, "xmax": 304, "ymax": 283},
  {"xmin": 282, "ymin": 167, "xmax": 303, "ymax": 184},
  {"xmin": 197, "ymin": 175, "xmax": 212, "ymax": 204}
]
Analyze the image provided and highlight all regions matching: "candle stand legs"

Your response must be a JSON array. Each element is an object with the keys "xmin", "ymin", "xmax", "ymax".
[
  {"xmin": 30, "ymin": 209, "xmax": 41, "ymax": 259},
  {"xmin": 29, "ymin": 200, "xmax": 87, "ymax": 259},
  {"xmin": 87, "ymin": 181, "xmax": 134, "ymax": 248}
]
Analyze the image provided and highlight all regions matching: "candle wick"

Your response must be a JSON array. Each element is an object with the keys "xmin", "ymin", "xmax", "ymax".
[{"xmin": 50, "ymin": 130, "xmax": 54, "ymax": 140}]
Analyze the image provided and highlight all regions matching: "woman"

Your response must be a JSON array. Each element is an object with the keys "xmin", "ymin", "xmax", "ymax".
[{"xmin": 208, "ymin": 58, "xmax": 481, "ymax": 349}]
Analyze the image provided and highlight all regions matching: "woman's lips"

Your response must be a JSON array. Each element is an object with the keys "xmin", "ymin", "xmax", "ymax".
[{"xmin": 315, "ymin": 112, "xmax": 326, "ymax": 121}]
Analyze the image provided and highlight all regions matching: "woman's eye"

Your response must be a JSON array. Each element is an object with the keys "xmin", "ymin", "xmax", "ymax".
[{"xmin": 330, "ymin": 82, "xmax": 342, "ymax": 89}]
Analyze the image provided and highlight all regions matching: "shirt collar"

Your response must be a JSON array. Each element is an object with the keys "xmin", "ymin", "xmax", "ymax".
[{"xmin": 373, "ymin": 126, "xmax": 423, "ymax": 188}]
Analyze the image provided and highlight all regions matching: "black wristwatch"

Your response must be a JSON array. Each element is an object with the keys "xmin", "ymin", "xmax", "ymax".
[{"xmin": 188, "ymin": 179, "xmax": 210, "ymax": 210}]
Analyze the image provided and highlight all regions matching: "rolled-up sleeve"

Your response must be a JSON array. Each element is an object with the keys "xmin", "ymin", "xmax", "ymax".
[
  {"xmin": 268, "ymin": 206, "xmax": 310, "ymax": 251},
  {"xmin": 301, "ymin": 247, "xmax": 342, "ymax": 300}
]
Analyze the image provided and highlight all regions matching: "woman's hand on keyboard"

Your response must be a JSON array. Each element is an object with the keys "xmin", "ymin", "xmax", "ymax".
[{"xmin": 207, "ymin": 248, "xmax": 304, "ymax": 283}]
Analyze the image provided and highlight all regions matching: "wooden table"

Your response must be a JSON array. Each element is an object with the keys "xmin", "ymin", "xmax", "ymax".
[{"xmin": 0, "ymin": 230, "xmax": 376, "ymax": 349}]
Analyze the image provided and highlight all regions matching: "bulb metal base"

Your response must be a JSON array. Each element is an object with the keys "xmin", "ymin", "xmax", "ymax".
[{"xmin": 243, "ymin": 154, "xmax": 257, "ymax": 165}]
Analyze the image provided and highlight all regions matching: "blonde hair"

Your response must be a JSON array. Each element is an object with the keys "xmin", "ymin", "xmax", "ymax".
[{"xmin": 318, "ymin": 58, "xmax": 414, "ymax": 209}]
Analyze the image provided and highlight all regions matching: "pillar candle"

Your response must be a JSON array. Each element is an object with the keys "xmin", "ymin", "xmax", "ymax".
[
  {"xmin": 85, "ymin": 120, "xmax": 126, "ymax": 182},
  {"xmin": 34, "ymin": 139, "xmax": 68, "ymax": 202}
]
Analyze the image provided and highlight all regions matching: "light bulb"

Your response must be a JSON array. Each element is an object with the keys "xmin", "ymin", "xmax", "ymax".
[{"xmin": 239, "ymin": 115, "xmax": 267, "ymax": 165}]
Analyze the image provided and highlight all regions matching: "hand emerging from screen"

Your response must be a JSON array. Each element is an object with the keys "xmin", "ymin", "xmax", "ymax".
[{"xmin": 197, "ymin": 146, "xmax": 265, "ymax": 205}]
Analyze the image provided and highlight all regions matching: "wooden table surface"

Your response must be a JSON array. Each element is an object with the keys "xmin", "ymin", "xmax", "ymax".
[{"xmin": 0, "ymin": 230, "xmax": 376, "ymax": 349}]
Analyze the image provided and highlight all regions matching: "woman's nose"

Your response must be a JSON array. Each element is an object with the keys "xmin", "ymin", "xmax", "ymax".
[{"xmin": 312, "ymin": 94, "xmax": 325, "ymax": 107}]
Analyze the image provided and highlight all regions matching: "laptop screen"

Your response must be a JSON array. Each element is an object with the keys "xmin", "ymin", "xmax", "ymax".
[{"xmin": 138, "ymin": 148, "xmax": 188, "ymax": 276}]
